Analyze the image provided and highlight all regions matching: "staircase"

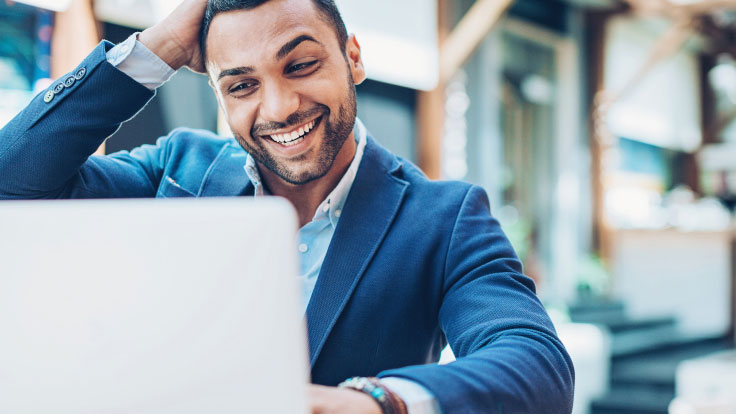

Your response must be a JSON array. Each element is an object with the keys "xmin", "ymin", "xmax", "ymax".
[{"xmin": 568, "ymin": 300, "xmax": 733, "ymax": 414}]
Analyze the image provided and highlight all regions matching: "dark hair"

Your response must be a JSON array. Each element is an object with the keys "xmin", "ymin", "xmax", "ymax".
[{"xmin": 199, "ymin": 0, "xmax": 349, "ymax": 63}]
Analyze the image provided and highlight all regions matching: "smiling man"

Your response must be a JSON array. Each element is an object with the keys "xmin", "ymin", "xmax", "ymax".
[
  {"xmin": 0, "ymin": 0, "xmax": 574, "ymax": 413},
  {"xmin": 197, "ymin": 0, "xmax": 364, "ymax": 225}
]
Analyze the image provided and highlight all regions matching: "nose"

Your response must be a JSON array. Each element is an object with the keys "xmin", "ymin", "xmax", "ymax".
[{"xmin": 258, "ymin": 81, "xmax": 300, "ymax": 124}]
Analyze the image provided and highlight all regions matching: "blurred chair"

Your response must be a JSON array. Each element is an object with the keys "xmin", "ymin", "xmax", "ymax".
[
  {"xmin": 669, "ymin": 396, "xmax": 736, "ymax": 414},
  {"xmin": 556, "ymin": 323, "xmax": 611, "ymax": 414},
  {"xmin": 669, "ymin": 350, "xmax": 736, "ymax": 414}
]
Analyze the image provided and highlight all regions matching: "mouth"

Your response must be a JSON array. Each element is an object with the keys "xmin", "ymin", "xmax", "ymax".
[{"xmin": 264, "ymin": 116, "xmax": 322, "ymax": 147}]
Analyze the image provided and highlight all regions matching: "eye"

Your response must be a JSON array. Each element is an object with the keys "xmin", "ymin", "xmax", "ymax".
[
  {"xmin": 228, "ymin": 81, "xmax": 258, "ymax": 96},
  {"xmin": 287, "ymin": 60, "xmax": 318, "ymax": 75}
]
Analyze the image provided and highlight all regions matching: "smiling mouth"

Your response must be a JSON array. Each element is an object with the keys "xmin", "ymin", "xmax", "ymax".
[{"xmin": 265, "ymin": 116, "xmax": 322, "ymax": 147}]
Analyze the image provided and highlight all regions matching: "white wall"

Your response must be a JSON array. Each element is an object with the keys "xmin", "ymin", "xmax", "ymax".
[
  {"xmin": 334, "ymin": 0, "xmax": 438, "ymax": 90},
  {"xmin": 604, "ymin": 16, "xmax": 702, "ymax": 152},
  {"xmin": 612, "ymin": 229, "xmax": 732, "ymax": 337}
]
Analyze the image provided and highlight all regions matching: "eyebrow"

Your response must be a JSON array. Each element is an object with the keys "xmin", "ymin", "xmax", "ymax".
[
  {"xmin": 217, "ymin": 66, "xmax": 255, "ymax": 82},
  {"xmin": 216, "ymin": 34, "xmax": 321, "ymax": 82},
  {"xmin": 276, "ymin": 34, "xmax": 321, "ymax": 60}
]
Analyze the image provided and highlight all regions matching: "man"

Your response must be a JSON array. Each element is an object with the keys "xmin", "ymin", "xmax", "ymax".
[{"xmin": 0, "ymin": 0, "xmax": 575, "ymax": 412}]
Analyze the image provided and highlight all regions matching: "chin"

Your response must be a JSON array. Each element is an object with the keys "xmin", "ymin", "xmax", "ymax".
[{"xmin": 273, "ymin": 164, "xmax": 330, "ymax": 185}]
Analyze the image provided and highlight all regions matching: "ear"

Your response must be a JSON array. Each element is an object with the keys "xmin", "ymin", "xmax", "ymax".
[{"xmin": 345, "ymin": 34, "xmax": 366, "ymax": 85}]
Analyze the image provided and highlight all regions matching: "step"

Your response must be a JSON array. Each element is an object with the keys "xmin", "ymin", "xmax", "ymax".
[
  {"xmin": 611, "ymin": 336, "xmax": 731, "ymax": 388},
  {"xmin": 590, "ymin": 386, "xmax": 674, "ymax": 414},
  {"xmin": 568, "ymin": 299, "xmax": 627, "ymax": 322},
  {"xmin": 612, "ymin": 332, "xmax": 729, "ymax": 359},
  {"xmin": 605, "ymin": 316, "xmax": 677, "ymax": 334},
  {"xmin": 578, "ymin": 314, "xmax": 678, "ymax": 334},
  {"xmin": 611, "ymin": 325, "xmax": 682, "ymax": 357}
]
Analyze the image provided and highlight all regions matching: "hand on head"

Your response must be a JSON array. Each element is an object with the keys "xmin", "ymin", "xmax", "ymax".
[{"xmin": 139, "ymin": 0, "xmax": 208, "ymax": 73}]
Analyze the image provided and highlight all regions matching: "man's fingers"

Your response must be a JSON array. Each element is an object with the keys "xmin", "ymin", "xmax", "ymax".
[
  {"xmin": 307, "ymin": 385, "xmax": 382, "ymax": 414},
  {"xmin": 308, "ymin": 385, "xmax": 327, "ymax": 414},
  {"xmin": 139, "ymin": 0, "xmax": 208, "ymax": 71}
]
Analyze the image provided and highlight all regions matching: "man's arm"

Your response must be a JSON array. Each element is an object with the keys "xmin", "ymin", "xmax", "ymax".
[
  {"xmin": 0, "ymin": 42, "xmax": 158, "ymax": 199},
  {"xmin": 0, "ymin": 0, "xmax": 207, "ymax": 199},
  {"xmin": 379, "ymin": 185, "xmax": 575, "ymax": 413}
]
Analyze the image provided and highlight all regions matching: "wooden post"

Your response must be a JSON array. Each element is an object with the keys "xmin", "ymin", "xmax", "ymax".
[
  {"xmin": 51, "ymin": 0, "xmax": 99, "ymax": 78},
  {"xmin": 587, "ymin": 11, "xmax": 610, "ymax": 259},
  {"xmin": 416, "ymin": 0, "xmax": 449, "ymax": 180},
  {"xmin": 439, "ymin": 0, "xmax": 514, "ymax": 85},
  {"xmin": 416, "ymin": 87, "xmax": 445, "ymax": 180},
  {"xmin": 416, "ymin": 0, "xmax": 514, "ymax": 179}
]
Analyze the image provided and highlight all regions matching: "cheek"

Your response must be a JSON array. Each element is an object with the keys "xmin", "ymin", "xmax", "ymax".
[
  {"xmin": 299, "ymin": 77, "xmax": 348, "ymax": 111},
  {"xmin": 222, "ymin": 101, "xmax": 258, "ymax": 137},
  {"xmin": 300, "ymin": 61, "xmax": 352, "ymax": 103}
]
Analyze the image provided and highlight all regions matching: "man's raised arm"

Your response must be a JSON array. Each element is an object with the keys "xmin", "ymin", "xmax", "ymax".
[{"xmin": 0, "ymin": 0, "xmax": 207, "ymax": 199}]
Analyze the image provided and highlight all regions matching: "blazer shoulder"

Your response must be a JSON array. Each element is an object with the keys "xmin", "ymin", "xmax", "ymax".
[
  {"xmin": 393, "ymin": 156, "xmax": 477, "ymax": 205},
  {"xmin": 165, "ymin": 127, "xmax": 239, "ymax": 148},
  {"xmin": 161, "ymin": 127, "xmax": 241, "ymax": 158}
]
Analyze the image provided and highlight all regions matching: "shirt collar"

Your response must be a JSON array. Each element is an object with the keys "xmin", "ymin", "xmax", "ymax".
[{"xmin": 243, "ymin": 118, "xmax": 368, "ymax": 228}]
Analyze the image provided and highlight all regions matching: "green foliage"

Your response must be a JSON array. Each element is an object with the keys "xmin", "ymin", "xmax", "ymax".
[{"xmin": 576, "ymin": 254, "xmax": 611, "ymax": 298}]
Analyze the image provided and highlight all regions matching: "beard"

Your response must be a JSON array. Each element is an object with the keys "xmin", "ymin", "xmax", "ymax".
[{"xmin": 234, "ymin": 75, "xmax": 357, "ymax": 186}]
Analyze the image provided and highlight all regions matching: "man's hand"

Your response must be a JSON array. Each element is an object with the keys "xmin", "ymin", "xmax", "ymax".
[
  {"xmin": 309, "ymin": 384, "xmax": 382, "ymax": 414},
  {"xmin": 138, "ymin": 0, "xmax": 208, "ymax": 73}
]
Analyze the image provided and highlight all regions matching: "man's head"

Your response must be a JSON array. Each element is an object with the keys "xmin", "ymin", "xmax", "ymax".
[
  {"xmin": 201, "ymin": 0, "xmax": 364, "ymax": 186},
  {"xmin": 200, "ymin": 0, "xmax": 348, "ymax": 63}
]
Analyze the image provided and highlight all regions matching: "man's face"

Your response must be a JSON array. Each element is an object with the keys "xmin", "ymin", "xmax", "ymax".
[{"xmin": 206, "ymin": 0, "xmax": 365, "ymax": 185}]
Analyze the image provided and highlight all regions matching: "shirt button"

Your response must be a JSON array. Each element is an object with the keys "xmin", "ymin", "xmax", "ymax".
[
  {"xmin": 43, "ymin": 90, "xmax": 54, "ymax": 103},
  {"xmin": 298, "ymin": 243, "xmax": 308, "ymax": 253},
  {"xmin": 334, "ymin": 209, "xmax": 342, "ymax": 218},
  {"xmin": 322, "ymin": 204, "xmax": 329, "ymax": 213},
  {"xmin": 74, "ymin": 67, "xmax": 86, "ymax": 80},
  {"xmin": 63, "ymin": 76, "xmax": 76, "ymax": 88},
  {"xmin": 53, "ymin": 83, "xmax": 64, "ymax": 94}
]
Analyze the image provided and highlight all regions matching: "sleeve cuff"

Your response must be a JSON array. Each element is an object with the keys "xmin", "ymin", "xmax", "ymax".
[
  {"xmin": 106, "ymin": 32, "xmax": 176, "ymax": 90},
  {"xmin": 379, "ymin": 377, "xmax": 442, "ymax": 414}
]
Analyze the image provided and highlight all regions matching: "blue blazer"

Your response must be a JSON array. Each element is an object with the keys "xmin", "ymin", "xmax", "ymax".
[{"xmin": 0, "ymin": 42, "xmax": 574, "ymax": 413}]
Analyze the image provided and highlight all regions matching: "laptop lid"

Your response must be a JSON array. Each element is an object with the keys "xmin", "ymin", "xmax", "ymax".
[{"xmin": 0, "ymin": 198, "xmax": 308, "ymax": 414}]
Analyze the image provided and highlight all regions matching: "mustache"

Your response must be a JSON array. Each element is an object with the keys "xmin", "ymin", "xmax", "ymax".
[{"xmin": 251, "ymin": 105, "xmax": 328, "ymax": 136}]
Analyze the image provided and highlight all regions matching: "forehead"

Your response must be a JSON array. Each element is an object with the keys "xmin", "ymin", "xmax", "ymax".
[{"xmin": 205, "ymin": 0, "xmax": 334, "ymax": 67}]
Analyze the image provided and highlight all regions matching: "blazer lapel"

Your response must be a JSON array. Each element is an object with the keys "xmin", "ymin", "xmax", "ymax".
[
  {"xmin": 305, "ymin": 136, "xmax": 408, "ymax": 366},
  {"xmin": 198, "ymin": 143, "xmax": 254, "ymax": 197}
]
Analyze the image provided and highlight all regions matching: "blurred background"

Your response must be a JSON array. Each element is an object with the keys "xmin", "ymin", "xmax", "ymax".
[{"xmin": 2, "ymin": 0, "xmax": 736, "ymax": 412}]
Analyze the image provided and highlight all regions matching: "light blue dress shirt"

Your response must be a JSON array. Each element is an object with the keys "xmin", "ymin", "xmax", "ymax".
[
  {"xmin": 243, "ymin": 120, "xmax": 365, "ymax": 315},
  {"xmin": 107, "ymin": 33, "xmax": 441, "ymax": 414},
  {"xmin": 244, "ymin": 121, "xmax": 440, "ymax": 414}
]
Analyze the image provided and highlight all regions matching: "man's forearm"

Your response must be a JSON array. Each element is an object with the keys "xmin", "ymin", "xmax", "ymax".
[
  {"xmin": 0, "ymin": 0, "xmax": 207, "ymax": 199},
  {"xmin": 0, "ymin": 42, "xmax": 155, "ymax": 199}
]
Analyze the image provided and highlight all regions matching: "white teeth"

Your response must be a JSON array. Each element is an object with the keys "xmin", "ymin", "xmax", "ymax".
[
  {"xmin": 283, "ymin": 137, "xmax": 304, "ymax": 147},
  {"xmin": 267, "ymin": 118, "xmax": 318, "ymax": 145}
]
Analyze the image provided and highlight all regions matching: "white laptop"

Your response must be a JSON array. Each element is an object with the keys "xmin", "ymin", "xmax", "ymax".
[{"xmin": 0, "ymin": 198, "xmax": 309, "ymax": 414}]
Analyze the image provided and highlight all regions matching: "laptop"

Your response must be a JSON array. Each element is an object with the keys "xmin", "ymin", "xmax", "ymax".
[{"xmin": 0, "ymin": 198, "xmax": 309, "ymax": 414}]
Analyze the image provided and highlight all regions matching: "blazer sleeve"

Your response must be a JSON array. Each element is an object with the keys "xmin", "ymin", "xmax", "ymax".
[
  {"xmin": 0, "ymin": 41, "xmax": 164, "ymax": 199},
  {"xmin": 378, "ymin": 185, "xmax": 575, "ymax": 414}
]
